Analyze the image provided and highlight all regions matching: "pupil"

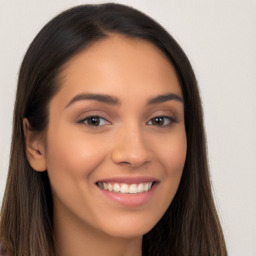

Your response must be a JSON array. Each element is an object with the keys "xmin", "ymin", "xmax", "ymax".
[
  {"xmin": 90, "ymin": 117, "xmax": 99, "ymax": 125},
  {"xmin": 154, "ymin": 117, "xmax": 163, "ymax": 125}
]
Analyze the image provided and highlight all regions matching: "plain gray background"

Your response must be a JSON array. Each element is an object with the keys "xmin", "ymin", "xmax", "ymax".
[{"xmin": 0, "ymin": 0, "xmax": 255, "ymax": 255}]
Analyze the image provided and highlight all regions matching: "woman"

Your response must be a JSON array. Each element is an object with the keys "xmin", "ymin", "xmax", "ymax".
[{"xmin": 0, "ymin": 3, "xmax": 227, "ymax": 256}]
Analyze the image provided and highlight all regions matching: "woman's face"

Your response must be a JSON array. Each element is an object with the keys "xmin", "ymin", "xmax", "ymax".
[{"xmin": 43, "ymin": 35, "xmax": 186, "ymax": 238}]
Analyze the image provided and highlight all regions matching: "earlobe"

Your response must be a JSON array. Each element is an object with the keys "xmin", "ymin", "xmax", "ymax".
[{"xmin": 23, "ymin": 118, "xmax": 47, "ymax": 172}]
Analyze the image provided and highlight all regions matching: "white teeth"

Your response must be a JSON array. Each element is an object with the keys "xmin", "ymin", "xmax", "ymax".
[
  {"xmin": 129, "ymin": 184, "xmax": 137, "ymax": 194},
  {"xmin": 137, "ymin": 183, "xmax": 144, "ymax": 193},
  {"xmin": 98, "ymin": 182, "xmax": 154, "ymax": 194},
  {"xmin": 113, "ymin": 183, "xmax": 120, "ymax": 192},
  {"xmin": 107, "ymin": 183, "xmax": 113, "ymax": 191},
  {"xmin": 120, "ymin": 184, "xmax": 129, "ymax": 193}
]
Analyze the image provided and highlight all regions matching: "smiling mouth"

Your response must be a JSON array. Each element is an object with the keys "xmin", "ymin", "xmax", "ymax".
[{"xmin": 96, "ymin": 182, "xmax": 156, "ymax": 194}]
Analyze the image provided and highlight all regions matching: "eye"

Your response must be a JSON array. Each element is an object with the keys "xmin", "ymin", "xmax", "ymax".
[
  {"xmin": 79, "ymin": 116, "xmax": 110, "ymax": 127},
  {"xmin": 147, "ymin": 116, "xmax": 176, "ymax": 127}
]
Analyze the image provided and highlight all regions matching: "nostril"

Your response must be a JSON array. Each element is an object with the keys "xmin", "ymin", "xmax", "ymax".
[{"xmin": 120, "ymin": 161, "xmax": 131, "ymax": 165}]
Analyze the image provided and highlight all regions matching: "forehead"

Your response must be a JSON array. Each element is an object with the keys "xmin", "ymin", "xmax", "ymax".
[{"xmin": 55, "ymin": 34, "xmax": 182, "ymax": 105}]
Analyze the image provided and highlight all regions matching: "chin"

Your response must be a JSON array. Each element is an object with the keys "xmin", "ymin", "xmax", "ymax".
[{"xmin": 98, "ymin": 217, "xmax": 158, "ymax": 239}]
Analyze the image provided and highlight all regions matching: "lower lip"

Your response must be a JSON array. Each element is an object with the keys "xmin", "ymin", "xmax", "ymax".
[{"xmin": 97, "ymin": 183, "xmax": 158, "ymax": 207}]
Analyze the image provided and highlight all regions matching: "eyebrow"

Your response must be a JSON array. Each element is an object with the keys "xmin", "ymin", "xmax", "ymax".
[
  {"xmin": 65, "ymin": 93, "xmax": 121, "ymax": 108},
  {"xmin": 65, "ymin": 92, "xmax": 183, "ymax": 109},
  {"xmin": 147, "ymin": 93, "xmax": 183, "ymax": 104}
]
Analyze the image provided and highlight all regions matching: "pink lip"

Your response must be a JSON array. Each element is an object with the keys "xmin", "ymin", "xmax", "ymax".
[{"xmin": 96, "ymin": 177, "xmax": 159, "ymax": 207}]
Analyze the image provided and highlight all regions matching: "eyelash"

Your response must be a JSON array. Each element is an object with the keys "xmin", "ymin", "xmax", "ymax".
[
  {"xmin": 78, "ymin": 115, "xmax": 177, "ymax": 128},
  {"xmin": 78, "ymin": 116, "xmax": 110, "ymax": 126}
]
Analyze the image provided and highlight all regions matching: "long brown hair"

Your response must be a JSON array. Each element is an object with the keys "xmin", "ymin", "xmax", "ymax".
[{"xmin": 0, "ymin": 3, "xmax": 227, "ymax": 256}]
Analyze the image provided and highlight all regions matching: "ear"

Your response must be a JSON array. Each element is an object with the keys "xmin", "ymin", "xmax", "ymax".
[{"xmin": 23, "ymin": 118, "xmax": 47, "ymax": 172}]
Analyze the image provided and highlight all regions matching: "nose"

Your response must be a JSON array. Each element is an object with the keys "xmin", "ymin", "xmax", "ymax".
[{"xmin": 111, "ymin": 125, "xmax": 153, "ymax": 168}]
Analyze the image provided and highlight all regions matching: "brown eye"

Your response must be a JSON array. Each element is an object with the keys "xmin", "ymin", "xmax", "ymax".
[
  {"xmin": 151, "ymin": 117, "xmax": 164, "ymax": 125},
  {"xmin": 79, "ymin": 116, "xmax": 109, "ymax": 126},
  {"xmin": 147, "ymin": 116, "xmax": 176, "ymax": 127}
]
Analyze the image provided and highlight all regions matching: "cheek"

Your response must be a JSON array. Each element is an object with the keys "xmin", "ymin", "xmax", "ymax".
[
  {"xmin": 44, "ymin": 126, "xmax": 112, "ymax": 221},
  {"xmin": 45, "ymin": 126, "xmax": 109, "ymax": 184},
  {"xmin": 153, "ymin": 129, "xmax": 187, "ymax": 198},
  {"xmin": 155, "ymin": 129, "xmax": 187, "ymax": 175}
]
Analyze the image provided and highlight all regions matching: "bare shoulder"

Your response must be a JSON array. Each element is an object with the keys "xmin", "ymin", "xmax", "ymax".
[{"xmin": 0, "ymin": 240, "xmax": 8, "ymax": 256}]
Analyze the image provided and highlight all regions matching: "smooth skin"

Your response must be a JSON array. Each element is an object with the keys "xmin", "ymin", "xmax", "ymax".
[{"xmin": 24, "ymin": 34, "xmax": 187, "ymax": 256}]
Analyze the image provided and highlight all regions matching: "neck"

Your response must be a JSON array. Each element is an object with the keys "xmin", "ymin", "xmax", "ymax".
[{"xmin": 53, "ymin": 208, "xmax": 142, "ymax": 256}]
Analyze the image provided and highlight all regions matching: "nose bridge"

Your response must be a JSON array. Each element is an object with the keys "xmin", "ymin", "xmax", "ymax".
[{"xmin": 111, "ymin": 122, "xmax": 153, "ymax": 167}]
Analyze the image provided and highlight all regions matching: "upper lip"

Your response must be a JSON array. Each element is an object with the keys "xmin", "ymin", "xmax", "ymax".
[{"xmin": 96, "ymin": 176, "xmax": 159, "ymax": 184}]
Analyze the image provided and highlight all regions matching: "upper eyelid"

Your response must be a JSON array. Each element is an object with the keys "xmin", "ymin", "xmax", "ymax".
[
  {"xmin": 77, "ymin": 110, "xmax": 111, "ymax": 121},
  {"xmin": 147, "ymin": 115, "xmax": 176, "ymax": 124},
  {"xmin": 79, "ymin": 115, "xmax": 109, "ymax": 122},
  {"xmin": 146, "ymin": 111, "xmax": 177, "ymax": 121},
  {"xmin": 73, "ymin": 103, "xmax": 179, "ymax": 116},
  {"xmin": 74, "ymin": 104, "xmax": 179, "ymax": 119}
]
